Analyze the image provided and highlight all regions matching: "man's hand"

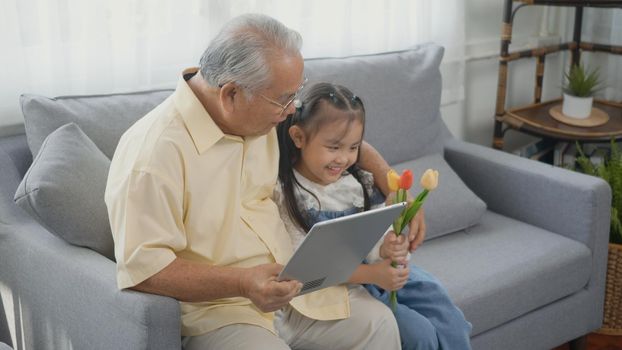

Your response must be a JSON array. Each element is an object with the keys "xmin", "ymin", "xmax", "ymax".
[
  {"xmin": 407, "ymin": 208, "xmax": 426, "ymax": 252},
  {"xmin": 239, "ymin": 263, "xmax": 302, "ymax": 313}
]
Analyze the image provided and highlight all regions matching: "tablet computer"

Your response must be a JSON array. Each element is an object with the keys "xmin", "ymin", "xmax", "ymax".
[{"xmin": 277, "ymin": 202, "xmax": 406, "ymax": 295}]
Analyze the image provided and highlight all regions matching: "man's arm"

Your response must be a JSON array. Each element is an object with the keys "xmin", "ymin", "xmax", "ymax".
[
  {"xmin": 359, "ymin": 141, "xmax": 426, "ymax": 251},
  {"xmin": 359, "ymin": 141, "xmax": 392, "ymax": 196},
  {"xmin": 132, "ymin": 258, "xmax": 302, "ymax": 313}
]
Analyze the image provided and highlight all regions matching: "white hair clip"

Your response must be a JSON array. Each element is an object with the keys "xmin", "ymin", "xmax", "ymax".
[{"xmin": 294, "ymin": 99, "xmax": 302, "ymax": 108}]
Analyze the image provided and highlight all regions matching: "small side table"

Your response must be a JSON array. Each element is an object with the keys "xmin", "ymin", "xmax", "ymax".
[{"xmin": 503, "ymin": 99, "xmax": 622, "ymax": 142}]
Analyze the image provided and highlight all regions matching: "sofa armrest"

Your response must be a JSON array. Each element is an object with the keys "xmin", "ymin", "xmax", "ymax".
[
  {"xmin": 444, "ymin": 138, "xmax": 611, "ymax": 244},
  {"xmin": 443, "ymin": 137, "xmax": 610, "ymax": 291},
  {"xmin": 0, "ymin": 207, "xmax": 181, "ymax": 350}
]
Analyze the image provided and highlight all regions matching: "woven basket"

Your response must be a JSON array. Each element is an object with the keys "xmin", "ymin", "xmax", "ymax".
[{"xmin": 597, "ymin": 243, "xmax": 622, "ymax": 335}]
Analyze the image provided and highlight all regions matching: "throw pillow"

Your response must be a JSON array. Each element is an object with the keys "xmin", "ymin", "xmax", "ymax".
[
  {"xmin": 304, "ymin": 43, "xmax": 449, "ymax": 165},
  {"xmin": 20, "ymin": 89, "xmax": 172, "ymax": 159},
  {"xmin": 392, "ymin": 153, "xmax": 487, "ymax": 241},
  {"xmin": 14, "ymin": 123, "xmax": 114, "ymax": 260}
]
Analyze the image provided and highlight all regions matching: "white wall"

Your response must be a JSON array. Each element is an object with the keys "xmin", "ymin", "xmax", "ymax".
[{"xmin": 1, "ymin": 3, "xmax": 614, "ymax": 148}]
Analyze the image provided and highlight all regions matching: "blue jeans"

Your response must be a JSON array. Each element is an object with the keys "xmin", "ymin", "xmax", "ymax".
[{"xmin": 364, "ymin": 265, "xmax": 472, "ymax": 350}]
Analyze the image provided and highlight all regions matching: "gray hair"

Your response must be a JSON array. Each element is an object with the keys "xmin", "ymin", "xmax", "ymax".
[{"xmin": 199, "ymin": 14, "xmax": 302, "ymax": 94}]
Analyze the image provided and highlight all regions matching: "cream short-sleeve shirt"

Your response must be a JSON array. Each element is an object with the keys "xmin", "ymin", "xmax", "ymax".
[{"xmin": 105, "ymin": 68, "xmax": 348, "ymax": 336}]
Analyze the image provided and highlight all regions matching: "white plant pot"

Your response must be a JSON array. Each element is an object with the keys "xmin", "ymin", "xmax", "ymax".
[{"xmin": 562, "ymin": 93, "xmax": 593, "ymax": 119}]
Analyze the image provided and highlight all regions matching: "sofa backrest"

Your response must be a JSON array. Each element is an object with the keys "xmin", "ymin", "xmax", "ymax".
[
  {"xmin": 8, "ymin": 43, "xmax": 486, "ymax": 258},
  {"xmin": 0, "ymin": 134, "xmax": 31, "ymax": 180},
  {"xmin": 19, "ymin": 43, "xmax": 449, "ymax": 165},
  {"xmin": 20, "ymin": 89, "xmax": 173, "ymax": 159},
  {"xmin": 304, "ymin": 43, "xmax": 449, "ymax": 165}
]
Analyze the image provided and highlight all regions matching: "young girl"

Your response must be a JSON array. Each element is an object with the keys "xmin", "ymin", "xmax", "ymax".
[{"xmin": 273, "ymin": 82, "xmax": 472, "ymax": 350}]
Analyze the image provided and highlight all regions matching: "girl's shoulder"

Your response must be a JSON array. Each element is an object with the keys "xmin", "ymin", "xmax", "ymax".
[
  {"xmin": 354, "ymin": 168, "xmax": 375, "ymax": 187},
  {"xmin": 350, "ymin": 168, "xmax": 386, "ymax": 208}
]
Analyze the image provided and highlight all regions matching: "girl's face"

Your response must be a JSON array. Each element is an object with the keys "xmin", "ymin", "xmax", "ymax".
[{"xmin": 290, "ymin": 104, "xmax": 364, "ymax": 186}]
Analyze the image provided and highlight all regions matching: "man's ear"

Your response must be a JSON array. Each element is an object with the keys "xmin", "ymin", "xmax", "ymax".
[
  {"xmin": 288, "ymin": 125, "xmax": 306, "ymax": 148},
  {"xmin": 219, "ymin": 82, "xmax": 238, "ymax": 113}
]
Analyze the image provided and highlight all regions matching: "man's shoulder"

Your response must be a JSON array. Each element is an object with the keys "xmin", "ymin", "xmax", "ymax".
[
  {"xmin": 113, "ymin": 97, "xmax": 192, "ymax": 169},
  {"xmin": 127, "ymin": 96, "xmax": 183, "ymax": 138}
]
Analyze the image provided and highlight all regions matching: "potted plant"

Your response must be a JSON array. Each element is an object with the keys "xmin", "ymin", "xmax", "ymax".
[
  {"xmin": 562, "ymin": 63, "xmax": 602, "ymax": 119},
  {"xmin": 576, "ymin": 140, "xmax": 622, "ymax": 334}
]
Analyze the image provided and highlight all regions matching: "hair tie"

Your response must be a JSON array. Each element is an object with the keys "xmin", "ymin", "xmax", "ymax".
[
  {"xmin": 351, "ymin": 95, "xmax": 357, "ymax": 101},
  {"xmin": 294, "ymin": 99, "xmax": 302, "ymax": 109}
]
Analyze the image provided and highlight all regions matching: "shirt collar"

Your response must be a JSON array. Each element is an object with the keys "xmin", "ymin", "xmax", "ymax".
[{"xmin": 173, "ymin": 67, "xmax": 227, "ymax": 154}]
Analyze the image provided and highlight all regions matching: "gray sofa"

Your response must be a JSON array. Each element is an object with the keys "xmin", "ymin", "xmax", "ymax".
[{"xmin": 0, "ymin": 43, "xmax": 611, "ymax": 350}]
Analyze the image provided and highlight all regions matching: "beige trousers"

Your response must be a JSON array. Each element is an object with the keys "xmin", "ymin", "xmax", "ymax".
[{"xmin": 183, "ymin": 285, "xmax": 401, "ymax": 350}]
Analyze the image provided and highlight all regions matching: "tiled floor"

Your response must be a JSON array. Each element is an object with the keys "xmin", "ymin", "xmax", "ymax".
[{"xmin": 552, "ymin": 333, "xmax": 622, "ymax": 350}]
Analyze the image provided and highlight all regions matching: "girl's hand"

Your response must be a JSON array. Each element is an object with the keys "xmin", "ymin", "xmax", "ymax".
[
  {"xmin": 385, "ymin": 192, "xmax": 427, "ymax": 253},
  {"xmin": 379, "ymin": 231, "xmax": 410, "ymax": 264},
  {"xmin": 369, "ymin": 259, "xmax": 409, "ymax": 291}
]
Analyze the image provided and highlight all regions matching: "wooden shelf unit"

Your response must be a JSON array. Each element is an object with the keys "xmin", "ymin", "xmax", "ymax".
[{"xmin": 492, "ymin": 0, "xmax": 622, "ymax": 150}]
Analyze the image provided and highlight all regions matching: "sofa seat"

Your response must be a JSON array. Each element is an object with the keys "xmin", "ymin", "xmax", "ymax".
[{"xmin": 415, "ymin": 210, "xmax": 592, "ymax": 336}]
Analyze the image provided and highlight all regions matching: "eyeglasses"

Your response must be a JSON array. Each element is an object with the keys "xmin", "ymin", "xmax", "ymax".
[{"xmin": 257, "ymin": 77, "xmax": 307, "ymax": 114}]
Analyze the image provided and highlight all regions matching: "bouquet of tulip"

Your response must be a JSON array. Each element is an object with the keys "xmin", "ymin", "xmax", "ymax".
[{"xmin": 386, "ymin": 168, "xmax": 439, "ymax": 311}]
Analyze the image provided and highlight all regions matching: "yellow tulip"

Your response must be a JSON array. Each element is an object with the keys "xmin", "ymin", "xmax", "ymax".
[
  {"xmin": 420, "ymin": 169, "xmax": 439, "ymax": 191},
  {"xmin": 387, "ymin": 169, "xmax": 400, "ymax": 192}
]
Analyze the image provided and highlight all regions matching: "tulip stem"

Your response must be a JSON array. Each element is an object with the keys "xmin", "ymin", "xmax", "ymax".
[{"xmin": 389, "ymin": 189, "xmax": 429, "ymax": 312}]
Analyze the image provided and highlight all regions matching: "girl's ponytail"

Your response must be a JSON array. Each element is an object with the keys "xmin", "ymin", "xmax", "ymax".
[{"xmin": 277, "ymin": 107, "xmax": 315, "ymax": 232}]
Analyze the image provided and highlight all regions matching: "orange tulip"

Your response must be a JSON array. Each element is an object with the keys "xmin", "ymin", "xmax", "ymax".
[{"xmin": 399, "ymin": 170, "xmax": 413, "ymax": 190}]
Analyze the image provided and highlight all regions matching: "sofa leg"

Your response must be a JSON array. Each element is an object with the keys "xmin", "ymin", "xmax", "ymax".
[{"xmin": 568, "ymin": 335, "xmax": 587, "ymax": 350}]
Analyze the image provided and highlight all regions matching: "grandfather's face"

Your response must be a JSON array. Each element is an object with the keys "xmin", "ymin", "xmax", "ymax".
[{"xmin": 234, "ymin": 53, "xmax": 305, "ymax": 136}]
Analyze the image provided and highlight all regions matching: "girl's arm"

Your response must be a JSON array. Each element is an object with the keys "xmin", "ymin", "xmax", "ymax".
[{"xmin": 348, "ymin": 260, "xmax": 409, "ymax": 291}]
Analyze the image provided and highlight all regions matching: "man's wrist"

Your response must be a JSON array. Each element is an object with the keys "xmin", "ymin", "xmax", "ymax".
[{"xmin": 237, "ymin": 268, "xmax": 249, "ymax": 298}]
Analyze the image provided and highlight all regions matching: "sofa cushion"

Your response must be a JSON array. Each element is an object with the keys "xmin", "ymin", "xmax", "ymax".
[
  {"xmin": 14, "ymin": 123, "xmax": 114, "ymax": 260},
  {"xmin": 392, "ymin": 154, "xmax": 486, "ymax": 240},
  {"xmin": 20, "ymin": 89, "xmax": 172, "ymax": 159},
  {"xmin": 304, "ymin": 43, "xmax": 447, "ymax": 165},
  {"xmin": 414, "ymin": 210, "xmax": 592, "ymax": 336}
]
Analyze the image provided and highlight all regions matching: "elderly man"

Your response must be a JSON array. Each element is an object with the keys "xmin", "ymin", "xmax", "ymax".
[{"xmin": 105, "ymin": 13, "xmax": 424, "ymax": 349}]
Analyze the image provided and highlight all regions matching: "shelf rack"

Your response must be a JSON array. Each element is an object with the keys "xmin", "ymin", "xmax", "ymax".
[{"xmin": 492, "ymin": 0, "xmax": 622, "ymax": 150}]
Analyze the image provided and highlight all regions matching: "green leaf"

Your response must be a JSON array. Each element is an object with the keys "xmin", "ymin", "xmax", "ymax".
[
  {"xmin": 563, "ymin": 63, "xmax": 603, "ymax": 97},
  {"xmin": 574, "ymin": 138, "xmax": 622, "ymax": 244},
  {"xmin": 401, "ymin": 201, "xmax": 424, "ymax": 232},
  {"xmin": 611, "ymin": 207, "xmax": 622, "ymax": 244},
  {"xmin": 415, "ymin": 189, "xmax": 429, "ymax": 203}
]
